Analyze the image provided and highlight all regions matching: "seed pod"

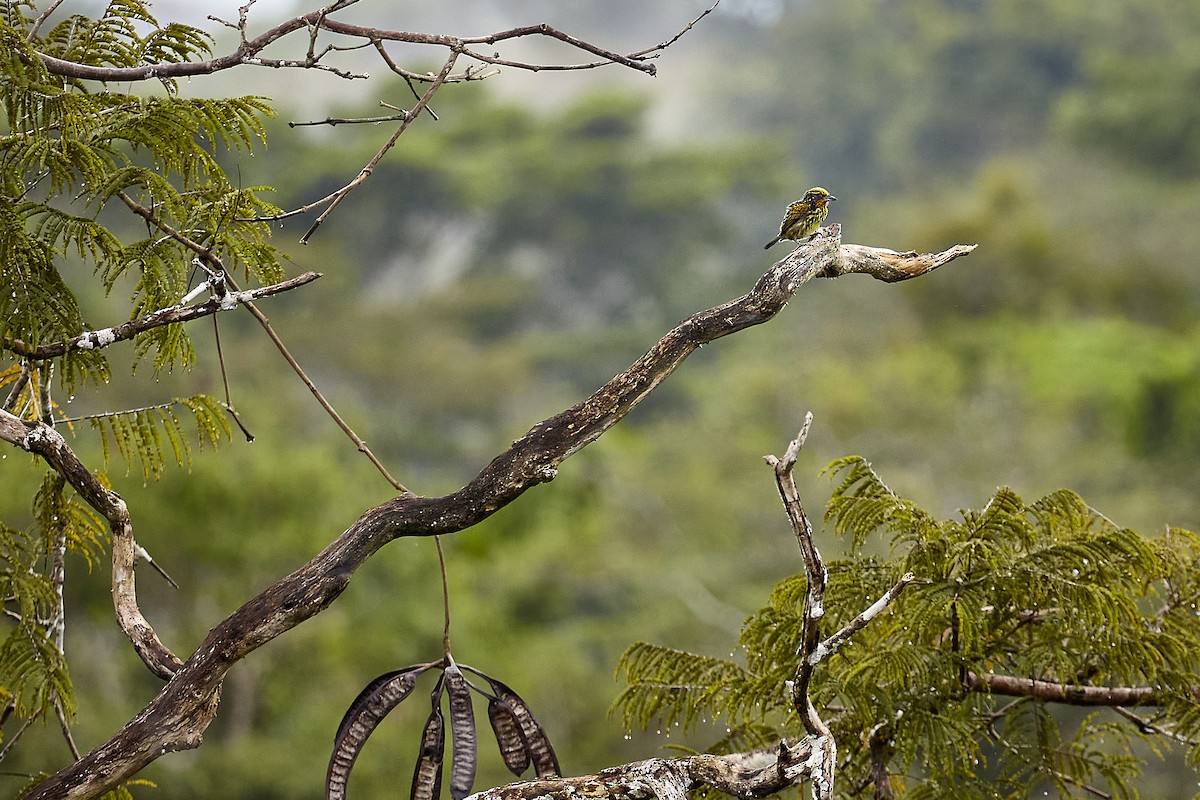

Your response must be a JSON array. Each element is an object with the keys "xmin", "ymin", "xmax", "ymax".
[
  {"xmin": 487, "ymin": 698, "xmax": 530, "ymax": 776},
  {"xmin": 444, "ymin": 662, "xmax": 477, "ymax": 800},
  {"xmin": 327, "ymin": 666, "xmax": 430, "ymax": 800},
  {"xmin": 411, "ymin": 701, "xmax": 445, "ymax": 800},
  {"xmin": 480, "ymin": 675, "xmax": 559, "ymax": 778}
]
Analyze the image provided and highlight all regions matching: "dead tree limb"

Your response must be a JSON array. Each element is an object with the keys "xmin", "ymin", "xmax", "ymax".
[
  {"xmin": 0, "ymin": 272, "xmax": 321, "ymax": 361},
  {"xmin": 470, "ymin": 740, "xmax": 814, "ymax": 800},
  {"xmin": 34, "ymin": 5, "xmax": 679, "ymax": 83},
  {"xmin": 765, "ymin": 416, "xmax": 914, "ymax": 799},
  {"xmin": 15, "ymin": 227, "xmax": 973, "ymax": 800}
]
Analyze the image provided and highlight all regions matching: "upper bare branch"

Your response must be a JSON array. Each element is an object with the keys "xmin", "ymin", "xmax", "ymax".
[
  {"xmin": 33, "ymin": 5, "xmax": 688, "ymax": 83},
  {"xmin": 0, "ymin": 272, "xmax": 321, "ymax": 361}
]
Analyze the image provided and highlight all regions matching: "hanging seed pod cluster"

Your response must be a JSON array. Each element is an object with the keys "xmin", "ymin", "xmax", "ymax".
[{"xmin": 326, "ymin": 658, "xmax": 560, "ymax": 800}]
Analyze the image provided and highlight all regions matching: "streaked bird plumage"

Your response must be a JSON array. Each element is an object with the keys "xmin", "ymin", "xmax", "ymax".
[{"xmin": 764, "ymin": 187, "xmax": 836, "ymax": 249}]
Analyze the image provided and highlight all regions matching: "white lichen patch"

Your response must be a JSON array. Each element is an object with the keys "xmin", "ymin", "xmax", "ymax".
[
  {"xmin": 77, "ymin": 328, "xmax": 116, "ymax": 350},
  {"xmin": 219, "ymin": 291, "xmax": 253, "ymax": 310}
]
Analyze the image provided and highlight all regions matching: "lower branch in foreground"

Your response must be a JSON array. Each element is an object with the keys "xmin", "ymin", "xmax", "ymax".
[{"xmin": 470, "ymin": 739, "xmax": 814, "ymax": 800}]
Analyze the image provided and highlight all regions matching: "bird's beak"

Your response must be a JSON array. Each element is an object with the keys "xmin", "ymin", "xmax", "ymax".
[{"xmin": 829, "ymin": 196, "xmax": 838, "ymax": 202}]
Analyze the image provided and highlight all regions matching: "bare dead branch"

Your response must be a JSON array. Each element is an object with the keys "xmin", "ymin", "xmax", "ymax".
[
  {"xmin": 822, "ymin": 242, "xmax": 977, "ymax": 282},
  {"xmin": 298, "ymin": 51, "xmax": 458, "ymax": 243},
  {"xmin": 470, "ymin": 740, "xmax": 814, "ymax": 800},
  {"xmin": 21, "ymin": 231, "xmax": 972, "ymax": 800},
  {"xmin": 0, "ymin": 272, "xmax": 321, "ymax": 361},
  {"xmin": 30, "ymin": 4, "xmax": 711, "ymax": 239},
  {"xmin": 764, "ymin": 414, "xmax": 914, "ymax": 799},
  {"xmin": 764, "ymin": 416, "xmax": 834, "ymax": 798},
  {"xmin": 965, "ymin": 672, "xmax": 1159, "ymax": 706},
  {"xmin": 34, "ymin": 5, "xmax": 676, "ymax": 84}
]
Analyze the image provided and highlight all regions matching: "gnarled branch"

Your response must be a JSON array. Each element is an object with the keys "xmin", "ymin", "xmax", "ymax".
[
  {"xmin": 0, "ymin": 411, "xmax": 181, "ymax": 680},
  {"xmin": 21, "ymin": 229, "xmax": 973, "ymax": 799},
  {"xmin": 470, "ymin": 739, "xmax": 813, "ymax": 800}
]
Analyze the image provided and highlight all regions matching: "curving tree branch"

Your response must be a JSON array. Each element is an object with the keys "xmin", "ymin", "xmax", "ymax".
[
  {"xmin": 0, "ymin": 411, "xmax": 181, "ymax": 681},
  {"xmin": 17, "ymin": 228, "xmax": 974, "ymax": 800}
]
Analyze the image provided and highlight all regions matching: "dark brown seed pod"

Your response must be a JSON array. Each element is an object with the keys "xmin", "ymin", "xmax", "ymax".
[
  {"xmin": 327, "ymin": 665, "xmax": 432, "ymax": 800},
  {"xmin": 411, "ymin": 701, "xmax": 445, "ymax": 800},
  {"xmin": 444, "ymin": 662, "xmax": 478, "ymax": 800},
  {"xmin": 476, "ymin": 674, "xmax": 560, "ymax": 778},
  {"xmin": 487, "ymin": 698, "xmax": 531, "ymax": 776}
]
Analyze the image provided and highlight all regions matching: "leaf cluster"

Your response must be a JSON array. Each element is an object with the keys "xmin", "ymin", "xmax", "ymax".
[{"xmin": 618, "ymin": 456, "xmax": 1200, "ymax": 798}]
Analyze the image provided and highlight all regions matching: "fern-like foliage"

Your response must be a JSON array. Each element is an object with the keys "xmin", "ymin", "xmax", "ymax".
[
  {"xmin": 0, "ymin": 470, "xmax": 107, "ymax": 726},
  {"xmin": 1, "ymin": 7, "xmax": 280, "ymax": 379},
  {"xmin": 617, "ymin": 456, "xmax": 1200, "ymax": 799},
  {"xmin": 86, "ymin": 394, "xmax": 232, "ymax": 480},
  {"xmin": 3, "ymin": 1, "xmax": 277, "ymax": 764}
]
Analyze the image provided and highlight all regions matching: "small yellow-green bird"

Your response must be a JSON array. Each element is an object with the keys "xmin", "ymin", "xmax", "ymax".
[{"xmin": 763, "ymin": 187, "xmax": 837, "ymax": 249}]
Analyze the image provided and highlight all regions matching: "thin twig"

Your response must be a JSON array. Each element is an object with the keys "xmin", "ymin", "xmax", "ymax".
[
  {"xmin": 28, "ymin": 0, "xmax": 67, "ymax": 40},
  {"xmin": 224, "ymin": 274, "xmax": 409, "ymax": 493},
  {"xmin": 0, "ymin": 711, "xmax": 39, "ymax": 762},
  {"xmin": 819, "ymin": 573, "xmax": 915, "ymax": 658},
  {"xmin": 298, "ymin": 50, "xmax": 459, "ymax": 243},
  {"xmin": 437, "ymin": 535, "xmax": 451, "ymax": 658},
  {"xmin": 1112, "ymin": 706, "xmax": 1198, "ymax": 746},
  {"xmin": 54, "ymin": 700, "xmax": 81, "ymax": 761},
  {"xmin": 212, "ymin": 315, "xmax": 255, "ymax": 442},
  {"xmin": 629, "ymin": 1, "xmax": 720, "ymax": 58},
  {"xmin": 111, "ymin": 191, "xmax": 407, "ymax": 492}
]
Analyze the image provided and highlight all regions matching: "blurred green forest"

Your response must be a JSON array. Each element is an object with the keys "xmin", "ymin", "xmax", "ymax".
[{"xmin": 4, "ymin": 0, "xmax": 1200, "ymax": 797}]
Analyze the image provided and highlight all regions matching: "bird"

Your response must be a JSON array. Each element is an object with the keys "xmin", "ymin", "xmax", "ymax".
[{"xmin": 763, "ymin": 187, "xmax": 837, "ymax": 249}]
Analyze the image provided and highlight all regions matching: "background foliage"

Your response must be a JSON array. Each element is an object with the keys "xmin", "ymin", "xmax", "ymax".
[{"xmin": 2, "ymin": 0, "xmax": 1199, "ymax": 797}]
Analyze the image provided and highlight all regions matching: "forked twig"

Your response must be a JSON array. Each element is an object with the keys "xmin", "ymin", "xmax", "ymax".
[{"xmin": 765, "ymin": 414, "xmax": 913, "ymax": 799}]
